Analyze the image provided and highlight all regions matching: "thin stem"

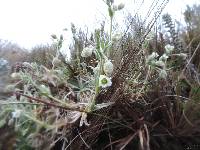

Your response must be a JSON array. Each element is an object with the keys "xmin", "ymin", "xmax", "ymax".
[
  {"xmin": 108, "ymin": 16, "xmax": 113, "ymax": 57},
  {"xmin": 109, "ymin": 17, "xmax": 113, "ymax": 42},
  {"xmin": 16, "ymin": 92, "xmax": 86, "ymax": 112},
  {"xmin": 0, "ymin": 101, "xmax": 44, "ymax": 106}
]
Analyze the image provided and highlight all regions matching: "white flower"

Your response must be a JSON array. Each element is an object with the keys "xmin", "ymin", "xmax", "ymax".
[
  {"xmin": 99, "ymin": 75, "xmax": 112, "ymax": 88},
  {"xmin": 12, "ymin": 109, "xmax": 22, "ymax": 118},
  {"xmin": 159, "ymin": 54, "xmax": 169, "ymax": 61},
  {"xmin": 118, "ymin": 3, "xmax": 125, "ymax": 10},
  {"xmin": 159, "ymin": 69, "xmax": 167, "ymax": 79},
  {"xmin": 103, "ymin": 60, "xmax": 114, "ymax": 76},
  {"xmin": 165, "ymin": 44, "xmax": 174, "ymax": 54},
  {"xmin": 81, "ymin": 45, "xmax": 94, "ymax": 58}
]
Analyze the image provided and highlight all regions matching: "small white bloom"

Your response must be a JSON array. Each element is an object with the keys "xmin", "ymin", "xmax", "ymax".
[
  {"xmin": 81, "ymin": 45, "xmax": 94, "ymax": 58},
  {"xmin": 99, "ymin": 75, "xmax": 112, "ymax": 88},
  {"xmin": 118, "ymin": 3, "xmax": 125, "ymax": 10},
  {"xmin": 159, "ymin": 69, "xmax": 167, "ymax": 79},
  {"xmin": 12, "ymin": 109, "xmax": 22, "ymax": 118},
  {"xmin": 159, "ymin": 54, "xmax": 169, "ymax": 61},
  {"xmin": 165, "ymin": 44, "xmax": 174, "ymax": 54},
  {"xmin": 103, "ymin": 60, "xmax": 114, "ymax": 76}
]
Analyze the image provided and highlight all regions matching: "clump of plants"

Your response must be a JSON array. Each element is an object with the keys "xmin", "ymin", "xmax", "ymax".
[{"xmin": 0, "ymin": 1, "xmax": 200, "ymax": 150}]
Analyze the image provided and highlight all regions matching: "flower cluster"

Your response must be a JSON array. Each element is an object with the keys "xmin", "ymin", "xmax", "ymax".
[
  {"xmin": 147, "ymin": 45, "xmax": 172, "ymax": 79},
  {"xmin": 146, "ymin": 44, "xmax": 187, "ymax": 79},
  {"xmin": 81, "ymin": 45, "xmax": 113, "ymax": 88},
  {"xmin": 146, "ymin": 51, "xmax": 168, "ymax": 79}
]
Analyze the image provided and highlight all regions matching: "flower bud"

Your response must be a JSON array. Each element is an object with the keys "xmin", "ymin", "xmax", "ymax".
[
  {"xmin": 103, "ymin": 60, "xmax": 114, "ymax": 76},
  {"xmin": 81, "ymin": 46, "xmax": 94, "ymax": 58},
  {"xmin": 113, "ymin": 5, "xmax": 118, "ymax": 11},
  {"xmin": 51, "ymin": 34, "xmax": 57, "ymax": 39},
  {"xmin": 60, "ymin": 35, "xmax": 63, "ymax": 41},
  {"xmin": 107, "ymin": 0, "xmax": 114, "ymax": 5},
  {"xmin": 39, "ymin": 85, "xmax": 51, "ymax": 95},
  {"xmin": 165, "ymin": 44, "xmax": 174, "ymax": 54},
  {"xmin": 118, "ymin": 3, "xmax": 125, "ymax": 10}
]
